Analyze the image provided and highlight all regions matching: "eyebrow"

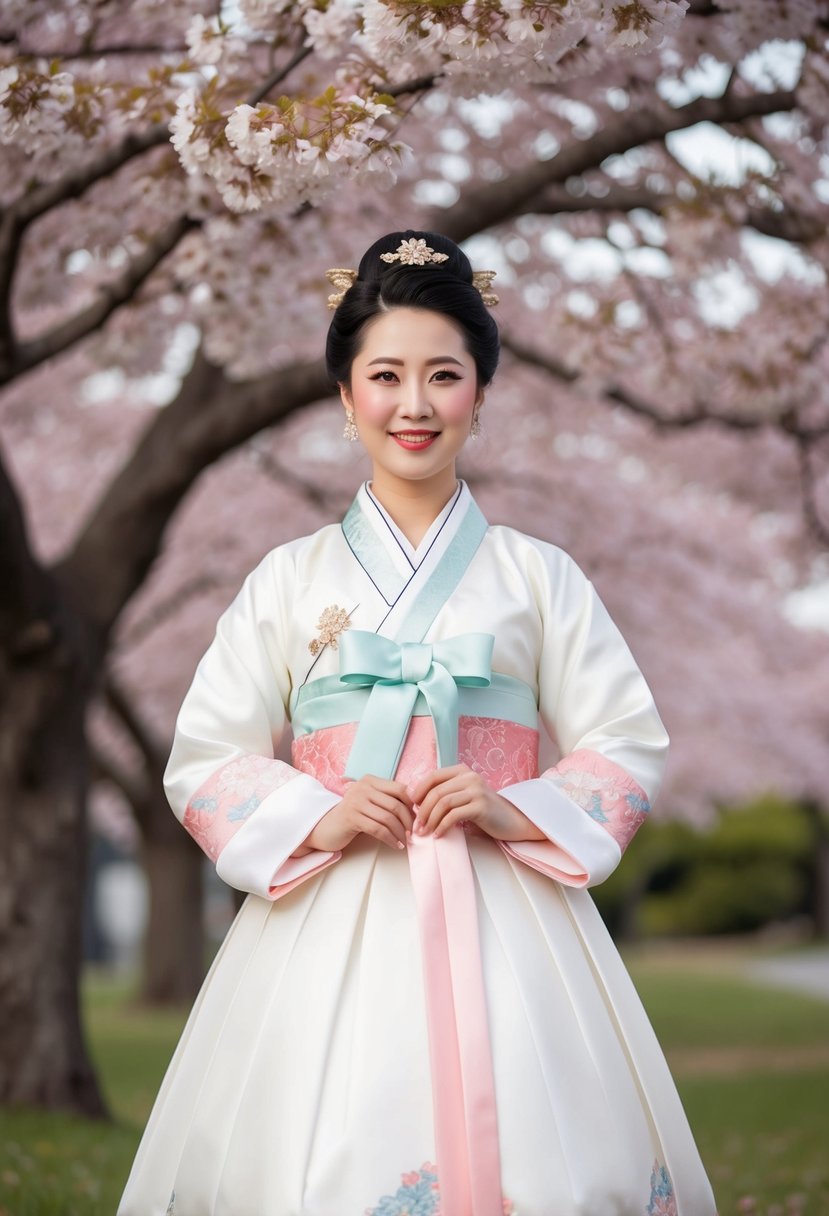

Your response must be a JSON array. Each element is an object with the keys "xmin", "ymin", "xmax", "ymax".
[{"xmin": 366, "ymin": 356, "xmax": 464, "ymax": 367}]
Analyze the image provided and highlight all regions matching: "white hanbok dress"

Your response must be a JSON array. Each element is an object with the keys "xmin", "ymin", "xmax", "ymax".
[{"xmin": 118, "ymin": 482, "xmax": 717, "ymax": 1216}]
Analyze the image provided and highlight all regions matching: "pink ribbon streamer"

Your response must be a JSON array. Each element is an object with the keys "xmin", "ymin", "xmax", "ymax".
[{"xmin": 408, "ymin": 826, "xmax": 503, "ymax": 1216}]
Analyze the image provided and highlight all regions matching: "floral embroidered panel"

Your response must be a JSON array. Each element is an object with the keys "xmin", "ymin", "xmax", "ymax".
[{"xmin": 541, "ymin": 746, "xmax": 651, "ymax": 852}]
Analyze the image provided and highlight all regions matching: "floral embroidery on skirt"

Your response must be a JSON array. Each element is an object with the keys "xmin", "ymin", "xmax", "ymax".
[
  {"xmin": 365, "ymin": 1163, "xmax": 517, "ymax": 1216},
  {"xmin": 647, "ymin": 1161, "xmax": 678, "ymax": 1215}
]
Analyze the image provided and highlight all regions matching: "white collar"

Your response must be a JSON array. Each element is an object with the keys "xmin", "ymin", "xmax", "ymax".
[{"xmin": 362, "ymin": 481, "xmax": 465, "ymax": 570}]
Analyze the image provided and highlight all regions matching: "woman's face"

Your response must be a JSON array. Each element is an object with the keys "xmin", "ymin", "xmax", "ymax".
[{"xmin": 340, "ymin": 306, "xmax": 483, "ymax": 498}]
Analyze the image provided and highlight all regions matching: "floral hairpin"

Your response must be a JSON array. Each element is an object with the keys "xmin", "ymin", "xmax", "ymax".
[
  {"xmin": 325, "ymin": 239, "xmax": 499, "ymax": 309},
  {"xmin": 308, "ymin": 604, "xmax": 354, "ymax": 656},
  {"xmin": 379, "ymin": 237, "xmax": 449, "ymax": 266}
]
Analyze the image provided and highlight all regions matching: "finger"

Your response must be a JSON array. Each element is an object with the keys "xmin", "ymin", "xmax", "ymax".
[
  {"xmin": 356, "ymin": 813, "xmax": 406, "ymax": 851},
  {"xmin": 367, "ymin": 794, "xmax": 415, "ymax": 834},
  {"xmin": 433, "ymin": 806, "xmax": 473, "ymax": 839},
  {"xmin": 366, "ymin": 804, "xmax": 413, "ymax": 845},
  {"xmin": 419, "ymin": 790, "xmax": 470, "ymax": 835},
  {"xmin": 365, "ymin": 790, "xmax": 415, "ymax": 821},
  {"xmin": 363, "ymin": 775, "xmax": 414, "ymax": 805},
  {"xmin": 410, "ymin": 765, "xmax": 467, "ymax": 805},
  {"xmin": 415, "ymin": 775, "xmax": 471, "ymax": 824}
]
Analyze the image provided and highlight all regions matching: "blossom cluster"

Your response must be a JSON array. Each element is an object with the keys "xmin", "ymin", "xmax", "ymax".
[
  {"xmin": 0, "ymin": 61, "xmax": 109, "ymax": 179},
  {"xmin": 357, "ymin": 0, "xmax": 689, "ymax": 89},
  {"xmin": 165, "ymin": 0, "xmax": 692, "ymax": 213},
  {"xmin": 171, "ymin": 81, "xmax": 408, "ymax": 212}
]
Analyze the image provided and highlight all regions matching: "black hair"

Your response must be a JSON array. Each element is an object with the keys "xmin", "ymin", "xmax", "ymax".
[{"xmin": 325, "ymin": 230, "xmax": 500, "ymax": 389}]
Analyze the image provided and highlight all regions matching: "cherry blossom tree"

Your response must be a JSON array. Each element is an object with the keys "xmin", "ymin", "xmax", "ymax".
[{"xmin": 1, "ymin": 0, "xmax": 828, "ymax": 1115}]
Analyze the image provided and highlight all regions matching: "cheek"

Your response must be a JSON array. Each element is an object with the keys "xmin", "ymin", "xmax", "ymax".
[
  {"xmin": 350, "ymin": 384, "xmax": 394, "ymax": 425},
  {"xmin": 441, "ymin": 382, "xmax": 479, "ymax": 424}
]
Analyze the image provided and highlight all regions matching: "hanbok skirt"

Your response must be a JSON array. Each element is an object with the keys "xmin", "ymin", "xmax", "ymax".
[{"xmin": 118, "ymin": 834, "xmax": 717, "ymax": 1216}]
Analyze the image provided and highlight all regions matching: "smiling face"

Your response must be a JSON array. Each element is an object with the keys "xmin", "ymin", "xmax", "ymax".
[{"xmin": 340, "ymin": 306, "xmax": 484, "ymax": 502}]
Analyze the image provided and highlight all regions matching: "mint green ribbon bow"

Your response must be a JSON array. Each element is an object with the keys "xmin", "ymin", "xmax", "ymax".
[{"xmin": 338, "ymin": 630, "xmax": 495, "ymax": 780}]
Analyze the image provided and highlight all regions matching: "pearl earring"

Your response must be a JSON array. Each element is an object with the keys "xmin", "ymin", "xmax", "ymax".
[{"xmin": 343, "ymin": 411, "xmax": 358, "ymax": 442}]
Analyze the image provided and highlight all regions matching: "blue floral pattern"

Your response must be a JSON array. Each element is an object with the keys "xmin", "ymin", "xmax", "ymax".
[
  {"xmin": 647, "ymin": 1160, "xmax": 678, "ymax": 1215},
  {"xmin": 366, "ymin": 1164, "xmax": 516, "ymax": 1216}
]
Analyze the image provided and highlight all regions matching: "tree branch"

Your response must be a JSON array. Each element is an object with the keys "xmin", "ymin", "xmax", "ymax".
[
  {"xmin": 248, "ymin": 43, "xmax": 313, "ymax": 105},
  {"xmin": 253, "ymin": 447, "xmax": 350, "ymax": 512},
  {"xmin": 386, "ymin": 74, "xmax": 439, "ymax": 98},
  {"xmin": 430, "ymin": 86, "xmax": 798, "ymax": 241},
  {"xmin": 795, "ymin": 437, "xmax": 829, "ymax": 548},
  {"xmin": 12, "ymin": 123, "xmax": 171, "ymax": 231},
  {"xmin": 0, "ymin": 436, "xmax": 57, "ymax": 655},
  {"xmin": 502, "ymin": 333, "xmax": 773, "ymax": 432},
  {"xmin": 504, "ymin": 333, "xmax": 829, "ymax": 547},
  {"xmin": 57, "ymin": 347, "xmax": 333, "ymax": 637},
  {"xmin": 526, "ymin": 176, "xmax": 827, "ymax": 246},
  {"xmin": 118, "ymin": 573, "xmax": 225, "ymax": 648},
  {"xmin": 90, "ymin": 744, "xmax": 147, "ymax": 828},
  {"xmin": 14, "ymin": 43, "xmax": 189, "ymax": 59},
  {"xmin": 102, "ymin": 675, "xmax": 159, "ymax": 773},
  {"xmin": 1, "ymin": 214, "xmax": 196, "ymax": 386}
]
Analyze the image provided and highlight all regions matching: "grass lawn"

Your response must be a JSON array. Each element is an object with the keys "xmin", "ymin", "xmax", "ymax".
[{"xmin": 0, "ymin": 943, "xmax": 827, "ymax": 1215}]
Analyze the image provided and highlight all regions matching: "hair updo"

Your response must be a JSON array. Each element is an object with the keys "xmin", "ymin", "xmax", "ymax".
[{"xmin": 325, "ymin": 230, "xmax": 500, "ymax": 389}]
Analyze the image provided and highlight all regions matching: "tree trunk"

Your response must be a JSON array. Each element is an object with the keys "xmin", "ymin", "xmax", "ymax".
[
  {"xmin": 0, "ymin": 642, "xmax": 106, "ymax": 1115},
  {"xmin": 141, "ymin": 786, "xmax": 204, "ymax": 1005},
  {"xmin": 0, "ymin": 443, "xmax": 107, "ymax": 1116}
]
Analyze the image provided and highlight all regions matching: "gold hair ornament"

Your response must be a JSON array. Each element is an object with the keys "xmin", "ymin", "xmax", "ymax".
[
  {"xmin": 325, "ymin": 237, "xmax": 499, "ymax": 309},
  {"xmin": 325, "ymin": 268, "xmax": 359, "ymax": 310},
  {"xmin": 379, "ymin": 237, "xmax": 449, "ymax": 266}
]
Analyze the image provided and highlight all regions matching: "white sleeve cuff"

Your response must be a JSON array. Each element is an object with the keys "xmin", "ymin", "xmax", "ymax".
[
  {"xmin": 498, "ymin": 777, "xmax": 622, "ymax": 888},
  {"xmin": 216, "ymin": 772, "xmax": 341, "ymax": 900}
]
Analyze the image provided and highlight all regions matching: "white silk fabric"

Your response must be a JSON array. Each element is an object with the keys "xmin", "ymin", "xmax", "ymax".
[{"xmin": 118, "ymin": 485, "xmax": 717, "ymax": 1216}]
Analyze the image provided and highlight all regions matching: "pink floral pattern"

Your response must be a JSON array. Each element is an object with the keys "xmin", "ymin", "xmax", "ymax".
[
  {"xmin": 292, "ymin": 716, "xmax": 539, "ymax": 798},
  {"xmin": 541, "ymin": 747, "xmax": 650, "ymax": 852},
  {"xmin": 183, "ymin": 754, "xmax": 300, "ymax": 861}
]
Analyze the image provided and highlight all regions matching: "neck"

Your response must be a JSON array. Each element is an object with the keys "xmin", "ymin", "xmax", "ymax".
[{"xmin": 368, "ymin": 469, "xmax": 459, "ymax": 548}]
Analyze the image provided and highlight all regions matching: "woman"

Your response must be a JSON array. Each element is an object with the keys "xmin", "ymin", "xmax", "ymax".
[{"xmin": 119, "ymin": 231, "xmax": 717, "ymax": 1216}]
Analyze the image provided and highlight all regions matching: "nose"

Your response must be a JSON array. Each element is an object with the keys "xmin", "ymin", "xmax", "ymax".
[{"xmin": 399, "ymin": 377, "xmax": 434, "ymax": 419}]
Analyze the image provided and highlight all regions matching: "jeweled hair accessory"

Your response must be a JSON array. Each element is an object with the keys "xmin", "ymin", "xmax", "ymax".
[
  {"xmin": 379, "ymin": 237, "xmax": 449, "ymax": 267},
  {"xmin": 325, "ymin": 237, "xmax": 499, "ymax": 309}
]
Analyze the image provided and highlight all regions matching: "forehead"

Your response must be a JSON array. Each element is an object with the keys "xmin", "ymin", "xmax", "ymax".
[{"xmin": 355, "ymin": 307, "xmax": 469, "ymax": 360}]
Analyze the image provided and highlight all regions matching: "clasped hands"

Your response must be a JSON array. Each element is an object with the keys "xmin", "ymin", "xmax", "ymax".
[{"xmin": 301, "ymin": 765, "xmax": 546, "ymax": 854}]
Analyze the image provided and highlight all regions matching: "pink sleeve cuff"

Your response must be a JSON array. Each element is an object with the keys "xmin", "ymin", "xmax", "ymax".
[{"xmin": 498, "ymin": 775, "xmax": 621, "ymax": 887}]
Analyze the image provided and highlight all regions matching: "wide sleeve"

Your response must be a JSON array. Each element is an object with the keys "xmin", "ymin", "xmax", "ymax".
[
  {"xmin": 497, "ymin": 542, "xmax": 669, "ymax": 889},
  {"xmin": 163, "ymin": 548, "xmax": 342, "ymax": 900}
]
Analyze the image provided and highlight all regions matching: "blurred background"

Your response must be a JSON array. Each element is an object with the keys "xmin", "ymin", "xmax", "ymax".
[{"xmin": 0, "ymin": 1, "xmax": 828, "ymax": 1213}]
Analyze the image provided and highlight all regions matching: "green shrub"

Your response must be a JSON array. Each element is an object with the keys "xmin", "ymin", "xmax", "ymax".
[{"xmin": 593, "ymin": 795, "xmax": 818, "ymax": 939}]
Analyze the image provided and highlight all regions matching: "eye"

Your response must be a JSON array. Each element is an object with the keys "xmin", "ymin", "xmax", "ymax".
[
  {"xmin": 431, "ymin": 369, "xmax": 462, "ymax": 381},
  {"xmin": 369, "ymin": 370, "xmax": 398, "ymax": 383}
]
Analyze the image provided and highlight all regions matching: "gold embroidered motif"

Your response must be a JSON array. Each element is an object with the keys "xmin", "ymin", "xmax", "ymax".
[{"xmin": 309, "ymin": 605, "xmax": 352, "ymax": 655}]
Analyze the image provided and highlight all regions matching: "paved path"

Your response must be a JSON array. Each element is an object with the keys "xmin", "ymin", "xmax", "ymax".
[{"xmin": 745, "ymin": 948, "xmax": 829, "ymax": 1002}]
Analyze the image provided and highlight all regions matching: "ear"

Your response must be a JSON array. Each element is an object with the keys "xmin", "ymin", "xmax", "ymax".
[
  {"xmin": 474, "ymin": 385, "xmax": 486, "ymax": 410},
  {"xmin": 339, "ymin": 382, "xmax": 353, "ymax": 411}
]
